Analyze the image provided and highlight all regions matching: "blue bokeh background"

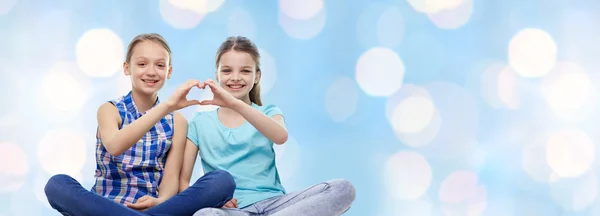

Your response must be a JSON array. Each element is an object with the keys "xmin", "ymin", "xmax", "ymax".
[{"xmin": 2, "ymin": 0, "xmax": 600, "ymax": 215}]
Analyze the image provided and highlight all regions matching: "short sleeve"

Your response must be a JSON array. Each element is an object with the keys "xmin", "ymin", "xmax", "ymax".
[
  {"xmin": 186, "ymin": 114, "xmax": 201, "ymax": 148},
  {"xmin": 264, "ymin": 104, "xmax": 283, "ymax": 118}
]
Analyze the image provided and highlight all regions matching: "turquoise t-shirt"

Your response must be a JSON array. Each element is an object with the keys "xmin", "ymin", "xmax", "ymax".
[{"xmin": 187, "ymin": 103, "xmax": 287, "ymax": 208}]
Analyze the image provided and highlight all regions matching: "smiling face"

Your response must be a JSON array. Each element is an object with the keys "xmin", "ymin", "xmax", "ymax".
[
  {"xmin": 123, "ymin": 39, "xmax": 172, "ymax": 96},
  {"xmin": 216, "ymin": 50, "xmax": 261, "ymax": 101},
  {"xmin": 214, "ymin": 36, "xmax": 264, "ymax": 105}
]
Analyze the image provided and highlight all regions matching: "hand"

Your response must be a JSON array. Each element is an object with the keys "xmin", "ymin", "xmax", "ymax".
[
  {"xmin": 200, "ymin": 79, "xmax": 239, "ymax": 108},
  {"xmin": 126, "ymin": 195, "xmax": 162, "ymax": 211},
  {"xmin": 222, "ymin": 198, "xmax": 238, "ymax": 208},
  {"xmin": 164, "ymin": 79, "xmax": 205, "ymax": 111}
]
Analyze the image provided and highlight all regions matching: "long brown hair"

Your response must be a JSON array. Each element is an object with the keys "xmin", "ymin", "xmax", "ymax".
[{"xmin": 215, "ymin": 36, "xmax": 262, "ymax": 105}]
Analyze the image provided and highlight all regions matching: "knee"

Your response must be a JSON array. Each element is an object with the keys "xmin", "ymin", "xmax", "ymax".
[
  {"xmin": 193, "ymin": 208, "xmax": 226, "ymax": 216},
  {"xmin": 327, "ymin": 179, "xmax": 356, "ymax": 204},
  {"xmin": 207, "ymin": 170, "xmax": 236, "ymax": 196},
  {"xmin": 44, "ymin": 174, "xmax": 73, "ymax": 198}
]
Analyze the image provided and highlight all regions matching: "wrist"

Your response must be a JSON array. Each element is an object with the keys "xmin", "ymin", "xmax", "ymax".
[
  {"xmin": 230, "ymin": 99, "xmax": 248, "ymax": 112},
  {"xmin": 156, "ymin": 103, "xmax": 174, "ymax": 114},
  {"xmin": 156, "ymin": 196, "xmax": 167, "ymax": 204}
]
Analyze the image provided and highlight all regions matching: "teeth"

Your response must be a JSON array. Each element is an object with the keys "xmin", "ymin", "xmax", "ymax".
[
  {"xmin": 143, "ymin": 79, "xmax": 158, "ymax": 83},
  {"xmin": 228, "ymin": 85, "xmax": 243, "ymax": 89}
]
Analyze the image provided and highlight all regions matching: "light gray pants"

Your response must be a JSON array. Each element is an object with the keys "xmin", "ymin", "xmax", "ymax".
[{"xmin": 193, "ymin": 179, "xmax": 356, "ymax": 216}]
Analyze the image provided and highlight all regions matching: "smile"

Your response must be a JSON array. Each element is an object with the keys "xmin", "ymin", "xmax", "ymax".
[
  {"xmin": 142, "ymin": 79, "xmax": 158, "ymax": 84},
  {"xmin": 227, "ymin": 84, "xmax": 245, "ymax": 89}
]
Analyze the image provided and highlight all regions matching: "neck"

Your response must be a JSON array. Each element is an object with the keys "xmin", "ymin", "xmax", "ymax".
[{"xmin": 131, "ymin": 89, "xmax": 158, "ymax": 113}]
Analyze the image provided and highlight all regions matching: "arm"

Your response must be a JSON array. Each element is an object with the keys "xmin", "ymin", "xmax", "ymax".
[
  {"xmin": 231, "ymin": 100, "xmax": 288, "ymax": 144},
  {"xmin": 179, "ymin": 139, "xmax": 199, "ymax": 192},
  {"xmin": 157, "ymin": 112, "xmax": 187, "ymax": 202},
  {"xmin": 97, "ymin": 102, "xmax": 173, "ymax": 156}
]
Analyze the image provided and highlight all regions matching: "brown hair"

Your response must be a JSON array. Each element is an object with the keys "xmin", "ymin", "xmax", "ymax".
[
  {"xmin": 215, "ymin": 36, "xmax": 262, "ymax": 106},
  {"xmin": 125, "ymin": 33, "xmax": 172, "ymax": 66}
]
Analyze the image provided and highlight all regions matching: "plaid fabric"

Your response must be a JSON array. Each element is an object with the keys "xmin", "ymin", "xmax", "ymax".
[{"xmin": 90, "ymin": 91, "xmax": 174, "ymax": 204}]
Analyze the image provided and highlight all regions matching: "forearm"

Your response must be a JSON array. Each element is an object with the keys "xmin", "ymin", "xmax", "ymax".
[
  {"xmin": 179, "ymin": 179, "xmax": 190, "ymax": 192},
  {"xmin": 105, "ymin": 103, "xmax": 172, "ymax": 156},
  {"xmin": 158, "ymin": 176, "xmax": 179, "ymax": 202},
  {"xmin": 231, "ymin": 100, "xmax": 288, "ymax": 144}
]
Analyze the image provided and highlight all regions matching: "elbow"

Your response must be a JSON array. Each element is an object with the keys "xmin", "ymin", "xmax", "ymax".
[
  {"xmin": 103, "ymin": 141, "xmax": 125, "ymax": 156},
  {"xmin": 274, "ymin": 132, "xmax": 288, "ymax": 145}
]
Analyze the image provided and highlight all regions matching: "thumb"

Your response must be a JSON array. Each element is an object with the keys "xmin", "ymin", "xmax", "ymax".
[
  {"xmin": 199, "ymin": 100, "xmax": 214, "ymax": 106},
  {"xmin": 186, "ymin": 100, "xmax": 201, "ymax": 107}
]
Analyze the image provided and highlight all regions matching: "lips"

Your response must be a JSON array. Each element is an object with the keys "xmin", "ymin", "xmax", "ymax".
[
  {"xmin": 227, "ymin": 84, "xmax": 245, "ymax": 89},
  {"xmin": 142, "ymin": 79, "xmax": 158, "ymax": 84}
]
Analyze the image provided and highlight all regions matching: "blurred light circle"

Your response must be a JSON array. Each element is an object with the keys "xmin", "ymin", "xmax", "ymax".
[
  {"xmin": 76, "ymin": 28, "xmax": 124, "ymax": 78},
  {"xmin": 540, "ymin": 62, "xmax": 593, "ymax": 121},
  {"xmin": 508, "ymin": 28, "xmax": 558, "ymax": 78},
  {"xmin": 391, "ymin": 96, "xmax": 436, "ymax": 134},
  {"xmin": 279, "ymin": 0, "xmax": 323, "ymax": 20},
  {"xmin": 278, "ymin": 6, "xmax": 326, "ymax": 40},
  {"xmin": 160, "ymin": 0, "xmax": 206, "ymax": 29},
  {"xmin": 522, "ymin": 138, "xmax": 554, "ymax": 183},
  {"xmin": 480, "ymin": 63, "xmax": 520, "ymax": 109},
  {"xmin": 546, "ymin": 128, "xmax": 595, "ymax": 178},
  {"xmin": 386, "ymin": 84, "xmax": 441, "ymax": 147},
  {"xmin": 38, "ymin": 129, "xmax": 87, "ymax": 176},
  {"xmin": 408, "ymin": 0, "xmax": 465, "ymax": 14},
  {"xmin": 228, "ymin": 7, "xmax": 256, "ymax": 40},
  {"xmin": 0, "ymin": 0, "xmax": 17, "ymax": 15},
  {"xmin": 325, "ymin": 76, "xmax": 359, "ymax": 123},
  {"xmin": 377, "ymin": 6, "xmax": 405, "ymax": 47},
  {"xmin": 427, "ymin": 0, "xmax": 474, "ymax": 30},
  {"xmin": 383, "ymin": 151, "xmax": 432, "ymax": 200},
  {"xmin": 356, "ymin": 47, "xmax": 405, "ymax": 97},
  {"xmin": 438, "ymin": 171, "xmax": 487, "ymax": 216},
  {"xmin": 550, "ymin": 172, "xmax": 597, "ymax": 211},
  {"xmin": 257, "ymin": 47, "xmax": 277, "ymax": 95},
  {"xmin": 273, "ymin": 136, "xmax": 301, "ymax": 182},
  {"xmin": 0, "ymin": 142, "xmax": 29, "ymax": 193},
  {"xmin": 40, "ymin": 62, "xmax": 91, "ymax": 115}
]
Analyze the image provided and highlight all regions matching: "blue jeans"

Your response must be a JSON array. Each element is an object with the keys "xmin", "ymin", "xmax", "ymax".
[
  {"xmin": 44, "ymin": 170, "xmax": 236, "ymax": 216},
  {"xmin": 193, "ymin": 179, "xmax": 356, "ymax": 216}
]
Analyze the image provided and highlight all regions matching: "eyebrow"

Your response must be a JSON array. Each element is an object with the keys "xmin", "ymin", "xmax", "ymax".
[
  {"xmin": 135, "ymin": 57, "xmax": 166, "ymax": 61},
  {"xmin": 220, "ymin": 65, "xmax": 253, "ymax": 68}
]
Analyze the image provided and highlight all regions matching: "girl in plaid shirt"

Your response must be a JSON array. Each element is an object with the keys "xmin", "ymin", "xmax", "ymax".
[{"xmin": 44, "ymin": 33, "xmax": 236, "ymax": 216}]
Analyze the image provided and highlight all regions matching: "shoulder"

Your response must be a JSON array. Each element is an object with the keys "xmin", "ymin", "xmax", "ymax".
[
  {"xmin": 173, "ymin": 111, "xmax": 187, "ymax": 126},
  {"xmin": 97, "ymin": 102, "xmax": 120, "ymax": 118},
  {"xmin": 189, "ymin": 110, "xmax": 215, "ymax": 123},
  {"xmin": 257, "ymin": 103, "xmax": 283, "ymax": 116}
]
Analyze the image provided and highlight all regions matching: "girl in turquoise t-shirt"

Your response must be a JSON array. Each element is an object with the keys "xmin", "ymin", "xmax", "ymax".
[{"xmin": 179, "ymin": 36, "xmax": 356, "ymax": 216}]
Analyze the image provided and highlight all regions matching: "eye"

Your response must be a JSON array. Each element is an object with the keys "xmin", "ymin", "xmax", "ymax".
[
  {"xmin": 157, "ymin": 63, "xmax": 166, "ymax": 68},
  {"xmin": 221, "ymin": 69, "xmax": 231, "ymax": 73},
  {"xmin": 242, "ymin": 70, "xmax": 251, "ymax": 73},
  {"xmin": 137, "ymin": 63, "xmax": 146, "ymax": 67}
]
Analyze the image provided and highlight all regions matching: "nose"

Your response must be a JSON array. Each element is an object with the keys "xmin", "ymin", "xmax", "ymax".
[
  {"xmin": 231, "ymin": 72, "xmax": 240, "ymax": 81},
  {"xmin": 146, "ymin": 67, "xmax": 158, "ymax": 77}
]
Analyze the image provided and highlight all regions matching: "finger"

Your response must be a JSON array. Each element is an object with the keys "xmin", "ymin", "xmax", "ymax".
[
  {"xmin": 188, "ymin": 79, "xmax": 200, "ymax": 86},
  {"xmin": 222, "ymin": 202, "xmax": 234, "ymax": 208},
  {"xmin": 185, "ymin": 100, "xmax": 201, "ymax": 107},
  {"xmin": 128, "ymin": 201, "xmax": 151, "ymax": 210},
  {"xmin": 232, "ymin": 198, "xmax": 238, "ymax": 208},
  {"xmin": 199, "ymin": 100, "xmax": 213, "ymax": 106}
]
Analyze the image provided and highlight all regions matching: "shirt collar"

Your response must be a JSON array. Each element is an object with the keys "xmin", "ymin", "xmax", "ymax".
[{"xmin": 124, "ymin": 91, "xmax": 160, "ymax": 118}]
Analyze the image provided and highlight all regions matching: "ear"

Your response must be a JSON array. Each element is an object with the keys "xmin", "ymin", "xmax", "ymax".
[
  {"xmin": 255, "ymin": 69, "xmax": 261, "ymax": 84},
  {"xmin": 123, "ymin": 62, "xmax": 131, "ymax": 76},
  {"xmin": 167, "ymin": 66, "xmax": 173, "ymax": 79}
]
